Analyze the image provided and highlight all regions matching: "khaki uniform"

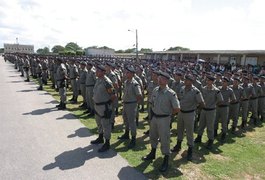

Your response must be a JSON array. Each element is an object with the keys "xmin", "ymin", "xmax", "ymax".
[
  {"xmin": 69, "ymin": 64, "xmax": 79, "ymax": 99},
  {"xmin": 42, "ymin": 60, "xmax": 49, "ymax": 84},
  {"xmin": 122, "ymin": 77, "xmax": 142, "ymax": 137},
  {"xmin": 171, "ymin": 80, "xmax": 184, "ymax": 97},
  {"xmin": 85, "ymin": 68, "xmax": 96, "ymax": 111},
  {"xmin": 258, "ymin": 82, "xmax": 265, "ymax": 120},
  {"xmin": 56, "ymin": 63, "xmax": 67, "ymax": 103},
  {"xmin": 241, "ymin": 83, "xmax": 254, "ymax": 124},
  {"xmin": 147, "ymin": 81, "xmax": 158, "ymax": 121},
  {"xmin": 215, "ymin": 86, "xmax": 236, "ymax": 134},
  {"xmin": 23, "ymin": 58, "xmax": 30, "ymax": 81},
  {"xmin": 150, "ymin": 86, "xmax": 180, "ymax": 155},
  {"xmin": 79, "ymin": 68, "xmax": 88, "ymax": 103},
  {"xmin": 178, "ymin": 85, "xmax": 204, "ymax": 147},
  {"xmin": 229, "ymin": 85, "xmax": 246, "ymax": 128},
  {"xmin": 93, "ymin": 76, "xmax": 113, "ymax": 140},
  {"xmin": 197, "ymin": 85, "xmax": 223, "ymax": 140},
  {"xmin": 250, "ymin": 83, "xmax": 263, "ymax": 120},
  {"xmin": 36, "ymin": 62, "xmax": 43, "ymax": 88}
]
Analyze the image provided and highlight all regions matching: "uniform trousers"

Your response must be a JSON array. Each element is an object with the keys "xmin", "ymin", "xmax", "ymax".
[
  {"xmin": 150, "ymin": 116, "xmax": 171, "ymax": 155},
  {"xmin": 197, "ymin": 109, "xmax": 216, "ymax": 140},
  {"xmin": 177, "ymin": 111, "xmax": 196, "ymax": 147},
  {"xmin": 122, "ymin": 103, "xmax": 138, "ymax": 137}
]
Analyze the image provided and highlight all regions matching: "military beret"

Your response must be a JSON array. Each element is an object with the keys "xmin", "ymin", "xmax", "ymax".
[
  {"xmin": 184, "ymin": 74, "xmax": 194, "ymax": 81},
  {"xmin": 223, "ymin": 77, "xmax": 230, "ymax": 82},
  {"xmin": 96, "ymin": 64, "xmax": 106, "ymax": 72},
  {"xmin": 243, "ymin": 76, "xmax": 250, "ymax": 80},
  {"xmin": 216, "ymin": 73, "xmax": 222, "ymax": 76},
  {"xmin": 87, "ymin": 61, "xmax": 93, "ymax": 66},
  {"xmin": 174, "ymin": 71, "xmax": 182, "ymax": 76},
  {"xmin": 80, "ymin": 61, "xmax": 87, "ymax": 65},
  {"xmin": 207, "ymin": 75, "xmax": 215, "ymax": 81},
  {"xmin": 233, "ymin": 77, "xmax": 241, "ymax": 82},
  {"xmin": 159, "ymin": 71, "xmax": 171, "ymax": 80},
  {"xmin": 106, "ymin": 62, "xmax": 116, "ymax": 68},
  {"xmin": 253, "ymin": 76, "xmax": 259, "ymax": 80},
  {"xmin": 125, "ymin": 65, "xmax": 136, "ymax": 73},
  {"xmin": 226, "ymin": 72, "xmax": 232, "ymax": 76}
]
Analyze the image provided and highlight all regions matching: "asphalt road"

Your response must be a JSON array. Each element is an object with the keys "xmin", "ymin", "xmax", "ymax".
[{"xmin": 0, "ymin": 57, "xmax": 146, "ymax": 180}]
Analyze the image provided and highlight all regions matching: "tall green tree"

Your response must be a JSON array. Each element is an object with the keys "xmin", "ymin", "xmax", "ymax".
[
  {"xmin": 65, "ymin": 42, "xmax": 82, "ymax": 51},
  {"xmin": 139, "ymin": 48, "xmax": 153, "ymax": 53},
  {"xmin": 36, "ymin": 47, "xmax": 50, "ymax": 54},
  {"xmin": 51, "ymin": 45, "xmax": 65, "ymax": 53},
  {"xmin": 167, "ymin": 46, "xmax": 190, "ymax": 51}
]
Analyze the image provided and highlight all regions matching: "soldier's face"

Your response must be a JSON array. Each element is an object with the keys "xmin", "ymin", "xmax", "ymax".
[
  {"xmin": 126, "ymin": 71, "xmax": 133, "ymax": 79},
  {"xmin": 233, "ymin": 80, "xmax": 239, "ymax": 86},
  {"xmin": 184, "ymin": 79, "xmax": 192, "ymax": 86},
  {"xmin": 158, "ymin": 76, "xmax": 168, "ymax": 86},
  {"xmin": 96, "ymin": 69, "xmax": 104, "ymax": 78}
]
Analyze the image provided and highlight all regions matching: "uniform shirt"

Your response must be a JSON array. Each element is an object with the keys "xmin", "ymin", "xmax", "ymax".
[
  {"xmin": 179, "ymin": 85, "xmax": 204, "ymax": 111},
  {"xmin": 171, "ymin": 80, "xmax": 184, "ymax": 97},
  {"xmin": 93, "ymin": 76, "xmax": 113, "ymax": 103},
  {"xmin": 23, "ymin": 59, "xmax": 30, "ymax": 68},
  {"xmin": 201, "ymin": 85, "xmax": 223, "ymax": 109},
  {"xmin": 242, "ymin": 83, "xmax": 255, "ymax": 99},
  {"xmin": 193, "ymin": 79, "xmax": 203, "ymax": 92},
  {"xmin": 218, "ymin": 86, "xmax": 236, "ymax": 105},
  {"xmin": 259, "ymin": 82, "xmax": 265, "ymax": 97},
  {"xmin": 79, "ymin": 68, "xmax": 88, "ymax": 84},
  {"xmin": 123, "ymin": 77, "xmax": 142, "ymax": 102},
  {"xmin": 93, "ymin": 76, "xmax": 113, "ymax": 116},
  {"xmin": 253, "ymin": 84, "xmax": 263, "ymax": 98},
  {"xmin": 85, "ymin": 68, "xmax": 96, "ymax": 86},
  {"xmin": 215, "ymin": 79, "xmax": 222, "ymax": 87},
  {"xmin": 147, "ymin": 81, "xmax": 158, "ymax": 103},
  {"xmin": 134, "ymin": 74, "xmax": 143, "ymax": 91},
  {"xmin": 42, "ymin": 60, "xmax": 48, "ymax": 70},
  {"xmin": 56, "ymin": 63, "xmax": 67, "ymax": 81},
  {"xmin": 151, "ymin": 86, "xmax": 180, "ymax": 115},
  {"xmin": 231, "ymin": 85, "xmax": 247, "ymax": 102},
  {"xmin": 107, "ymin": 70, "xmax": 118, "ymax": 92},
  {"xmin": 36, "ymin": 63, "xmax": 42, "ymax": 74},
  {"xmin": 69, "ymin": 64, "xmax": 79, "ymax": 79}
]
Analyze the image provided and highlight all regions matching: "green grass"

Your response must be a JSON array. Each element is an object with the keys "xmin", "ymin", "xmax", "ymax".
[{"xmin": 38, "ymin": 79, "xmax": 265, "ymax": 179}]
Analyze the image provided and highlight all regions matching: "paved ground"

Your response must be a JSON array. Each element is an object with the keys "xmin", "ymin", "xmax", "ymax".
[{"xmin": 0, "ymin": 57, "xmax": 146, "ymax": 180}]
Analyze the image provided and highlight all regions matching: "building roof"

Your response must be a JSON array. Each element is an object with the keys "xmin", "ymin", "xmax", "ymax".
[{"xmin": 145, "ymin": 50, "xmax": 265, "ymax": 55}]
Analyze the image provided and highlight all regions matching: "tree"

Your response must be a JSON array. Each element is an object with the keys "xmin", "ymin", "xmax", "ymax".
[
  {"xmin": 36, "ymin": 47, "xmax": 50, "ymax": 54},
  {"xmin": 139, "ymin": 48, "xmax": 153, "ymax": 53},
  {"xmin": 167, "ymin": 46, "xmax": 190, "ymax": 51},
  {"xmin": 124, "ymin": 48, "xmax": 136, "ymax": 53},
  {"xmin": 65, "ymin": 42, "xmax": 82, "ymax": 51},
  {"xmin": 115, "ymin": 50, "xmax": 125, "ymax": 53},
  {"xmin": 51, "ymin": 45, "xmax": 65, "ymax": 53}
]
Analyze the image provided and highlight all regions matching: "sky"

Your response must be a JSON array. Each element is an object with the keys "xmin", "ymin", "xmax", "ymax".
[{"xmin": 1, "ymin": 0, "xmax": 265, "ymax": 51}]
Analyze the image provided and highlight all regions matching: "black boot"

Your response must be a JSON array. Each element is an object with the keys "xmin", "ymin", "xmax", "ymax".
[
  {"xmin": 214, "ymin": 129, "xmax": 218, "ymax": 138},
  {"xmin": 56, "ymin": 101, "xmax": 62, "ymax": 108},
  {"xmin": 58, "ymin": 103, "xmax": 66, "ymax": 110},
  {"xmin": 98, "ymin": 139, "xmax": 110, "ymax": 152},
  {"xmin": 253, "ymin": 118, "xmax": 257, "ymax": 125},
  {"xmin": 206, "ymin": 139, "xmax": 214, "ymax": 150},
  {"xmin": 118, "ymin": 130, "xmax": 130, "ymax": 140},
  {"xmin": 37, "ymin": 86, "xmax": 43, "ymax": 90},
  {"xmin": 171, "ymin": 140, "xmax": 182, "ymax": 152},
  {"xmin": 143, "ymin": 130, "xmax": 149, "ymax": 135},
  {"xmin": 231, "ymin": 126, "xmax": 236, "ymax": 134},
  {"xmin": 91, "ymin": 134, "xmax": 104, "ymax": 144},
  {"xmin": 87, "ymin": 110, "xmax": 95, "ymax": 117},
  {"xmin": 79, "ymin": 102, "xmax": 87, "ymax": 108},
  {"xmin": 159, "ymin": 155, "xmax": 169, "ymax": 172},
  {"xmin": 128, "ymin": 136, "xmax": 136, "ymax": 149},
  {"xmin": 241, "ymin": 121, "xmax": 246, "ymax": 129},
  {"xmin": 194, "ymin": 135, "xmax": 202, "ymax": 143},
  {"xmin": 220, "ymin": 133, "xmax": 226, "ymax": 142},
  {"xmin": 111, "ymin": 123, "xmax": 114, "ymax": 130},
  {"xmin": 142, "ymin": 148, "xmax": 156, "ymax": 161},
  {"xmin": 136, "ymin": 117, "xmax": 139, "ymax": 127},
  {"xmin": 187, "ymin": 147, "xmax": 193, "ymax": 161}
]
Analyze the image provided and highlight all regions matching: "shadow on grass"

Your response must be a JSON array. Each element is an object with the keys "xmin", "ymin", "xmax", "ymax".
[
  {"xmin": 118, "ymin": 166, "xmax": 147, "ymax": 180},
  {"xmin": 43, "ymin": 145, "xmax": 117, "ymax": 171}
]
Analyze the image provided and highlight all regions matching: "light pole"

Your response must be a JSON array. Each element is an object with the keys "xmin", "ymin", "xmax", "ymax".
[{"xmin": 128, "ymin": 29, "xmax": 139, "ymax": 63}]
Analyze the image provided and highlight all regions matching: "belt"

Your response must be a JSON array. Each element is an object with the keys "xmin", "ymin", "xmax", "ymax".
[
  {"xmin": 259, "ymin": 96, "xmax": 265, "ymax": 98},
  {"xmin": 250, "ymin": 97, "xmax": 258, "ymax": 100},
  {"xmin": 86, "ymin": 85, "xmax": 94, "ymax": 87},
  {"xmin": 180, "ymin": 109, "xmax": 196, "ymax": 113},
  {"xmin": 203, "ymin": 108, "xmax": 215, "ymax": 111},
  {"xmin": 80, "ymin": 83, "xmax": 85, "ymax": 85},
  {"xmin": 70, "ymin": 78, "xmax": 77, "ymax": 80},
  {"xmin": 218, "ymin": 105, "xmax": 229, "ymax": 107},
  {"xmin": 242, "ymin": 99, "xmax": 249, "ymax": 101},
  {"xmin": 153, "ymin": 112, "xmax": 170, "ymax": 118},
  {"xmin": 124, "ymin": 101, "xmax": 137, "ymax": 104},
  {"xmin": 95, "ymin": 100, "xmax": 111, "ymax": 106},
  {"xmin": 230, "ymin": 102, "xmax": 239, "ymax": 105},
  {"xmin": 57, "ymin": 79, "xmax": 65, "ymax": 81}
]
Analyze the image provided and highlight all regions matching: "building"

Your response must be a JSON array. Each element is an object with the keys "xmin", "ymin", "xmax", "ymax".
[
  {"xmin": 144, "ymin": 50, "xmax": 265, "ymax": 65},
  {"xmin": 4, "ymin": 43, "xmax": 34, "ymax": 54},
  {"xmin": 85, "ymin": 48, "xmax": 115, "ymax": 56}
]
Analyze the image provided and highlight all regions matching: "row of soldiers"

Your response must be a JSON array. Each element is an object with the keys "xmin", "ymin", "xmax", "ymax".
[{"xmin": 4, "ymin": 53, "xmax": 265, "ymax": 172}]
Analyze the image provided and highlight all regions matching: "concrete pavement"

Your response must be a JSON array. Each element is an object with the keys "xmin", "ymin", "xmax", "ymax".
[{"xmin": 0, "ymin": 57, "xmax": 146, "ymax": 180}]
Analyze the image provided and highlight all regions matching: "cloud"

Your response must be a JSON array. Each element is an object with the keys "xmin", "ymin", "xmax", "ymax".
[{"xmin": 1, "ymin": 0, "xmax": 265, "ymax": 51}]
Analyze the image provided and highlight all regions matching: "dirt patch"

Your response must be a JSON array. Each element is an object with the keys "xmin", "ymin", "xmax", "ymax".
[{"xmin": 211, "ymin": 154, "xmax": 230, "ymax": 161}]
